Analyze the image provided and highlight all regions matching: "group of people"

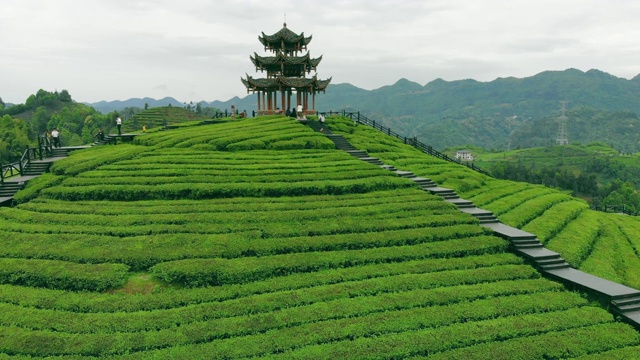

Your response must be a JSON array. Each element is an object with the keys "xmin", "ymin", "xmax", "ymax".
[{"xmin": 285, "ymin": 104, "xmax": 307, "ymax": 120}]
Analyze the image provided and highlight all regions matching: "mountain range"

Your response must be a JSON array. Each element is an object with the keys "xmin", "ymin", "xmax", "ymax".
[{"xmin": 86, "ymin": 68, "xmax": 640, "ymax": 151}]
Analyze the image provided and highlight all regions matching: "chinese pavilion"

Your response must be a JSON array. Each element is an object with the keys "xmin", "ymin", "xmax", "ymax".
[{"xmin": 241, "ymin": 23, "xmax": 331, "ymax": 116}]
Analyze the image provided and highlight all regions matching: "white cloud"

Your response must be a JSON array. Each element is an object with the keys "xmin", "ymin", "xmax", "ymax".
[{"xmin": 1, "ymin": 0, "xmax": 639, "ymax": 104}]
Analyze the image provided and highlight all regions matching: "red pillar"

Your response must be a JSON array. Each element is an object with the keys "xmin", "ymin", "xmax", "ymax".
[{"xmin": 267, "ymin": 92, "xmax": 272, "ymax": 111}]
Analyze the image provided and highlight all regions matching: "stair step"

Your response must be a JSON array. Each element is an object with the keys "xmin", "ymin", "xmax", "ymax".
[
  {"xmin": 612, "ymin": 296, "xmax": 640, "ymax": 307},
  {"xmin": 360, "ymin": 157, "xmax": 382, "ymax": 164},
  {"xmin": 616, "ymin": 303, "xmax": 640, "ymax": 312},
  {"xmin": 412, "ymin": 177, "xmax": 435, "ymax": 187},
  {"xmin": 441, "ymin": 194, "xmax": 460, "ymax": 200},
  {"xmin": 0, "ymin": 184, "xmax": 23, "ymax": 189},
  {"xmin": 473, "ymin": 213, "xmax": 495, "ymax": 218},
  {"xmin": 346, "ymin": 150, "xmax": 368, "ymax": 157},
  {"xmin": 380, "ymin": 165, "xmax": 397, "ymax": 171},
  {"xmin": 445, "ymin": 198, "xmax": 473, "ymax": 207},
  {"xmin": 538, "ymin": 262, "xmax": 571, "ymax": 270},
  {"xmin": 478, "ymin": 218, "xmax": 499, "ymax": 224},
  {"xmin": 511, "ymin": 238, "xmax": 541, "ymax": 245},
  {"xmin": 395, "ymin": 171, "xmax": 415, "ymax": 178}
]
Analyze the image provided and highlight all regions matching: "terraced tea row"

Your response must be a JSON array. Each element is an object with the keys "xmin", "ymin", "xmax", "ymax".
[
  {"xmin": 135, "ymin": 115, "xmax": 335, "ymax": 151},
  {"xmin": 328, "ymin": 116, "xmax": 640, "ymax": 289},
  {"xmin": 0, "ymin": 115, "xmax": 638, "ymax": 357},
  {"xmin": 123, "ymin": 106, "xmax": 210, "ymax": 132}
]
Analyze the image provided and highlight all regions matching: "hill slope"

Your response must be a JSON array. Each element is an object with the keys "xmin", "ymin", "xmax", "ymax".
[
  {"xmin": 88, "ymin": 69, "xmax": 640, "ymax": 151},
  {"xmin": 1, "ymin": 115, "xmax": 639, "ymax": 357},
  {"xmin": 122, "ymin": 106, "xmax": 210, "ymax": 132},
  {"xmin": 343, "ymin": 120, "xmax": 640, "ymax": 289}
]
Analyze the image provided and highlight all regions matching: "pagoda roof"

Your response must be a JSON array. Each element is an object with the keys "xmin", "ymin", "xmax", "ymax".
[
  {"xmin": 250, "ymin": 52, "xmax": 323, "ymax": 72},
  {"xmin": 242, "ymin": 74, "xmax": 332, "ymax": 91},
  {"xmin": 259, "ymin": 23, "xmax": 312, "ymax": 50}
]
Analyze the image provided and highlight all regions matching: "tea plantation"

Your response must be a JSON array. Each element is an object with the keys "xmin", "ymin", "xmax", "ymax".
[
  {"xmin": 344, "ymin": 117, "xmax": 640, "ymax": 291},
  {"xmin": 1, "ymin": 115, "xmax": 640, "ymax": 358},
  {"xmin": 123, "ymin": 106, "xmax": 210, "ymax": 133}
]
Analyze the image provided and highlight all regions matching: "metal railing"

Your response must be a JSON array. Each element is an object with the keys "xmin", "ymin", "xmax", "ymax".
[{"xmin": 322, "ymin": 110, "xmax": 487, "ymax": 175}]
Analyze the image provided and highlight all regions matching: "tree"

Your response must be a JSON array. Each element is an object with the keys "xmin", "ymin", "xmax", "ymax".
[
  {"xmin": 31, "ymin": 106, "xmax": 50, "ymax": 135},
  {"xmin": 0, "ymin": 115, "xmax": 30, "ymax": 162},
  {"xmin": 0, "ymin": 97, "xmax": 4, "ymax": 110},
  {"xmin": 59, "ymin": 90, "xmax": 72, "ymax": 102}
]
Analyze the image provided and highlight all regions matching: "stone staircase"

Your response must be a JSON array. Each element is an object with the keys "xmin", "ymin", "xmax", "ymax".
[
  {"xmin": 306, "ymin": 118, "xmax": 640, "ymax": 330},
  {"xmin": 612, "ymin": 295, "xmax": 640, "ymax": 324},
  {"xmin": 93, "ymin": 135, "xmax": 116, "ymax": 146},
  {"xmin": 0, "ymin": 146, "xmax": 87, "ymax": 207},
  {"xmin": 22, "ymin": 161, "xmax": 52, "ymax": 176},
  {"xmin": 0, "ymin": 182, "xmax": 24, "ymax": 199}
]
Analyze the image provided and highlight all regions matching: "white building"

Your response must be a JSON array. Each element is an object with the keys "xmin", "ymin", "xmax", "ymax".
[{"xmin": 455, "ymin": 150, "xmax": 475, "ymax": 161}]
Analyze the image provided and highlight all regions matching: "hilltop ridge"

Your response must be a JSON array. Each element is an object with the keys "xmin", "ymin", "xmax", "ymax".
[{"xmin": 84, "ymin": 68, "xmax": 640, "ymax": 150}]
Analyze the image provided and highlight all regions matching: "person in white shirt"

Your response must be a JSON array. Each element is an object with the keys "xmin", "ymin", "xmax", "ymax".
[
  {"xmin": 296, "ymin": 104, "xmax": 303, "ymax": 119},
  {"xmin": 51, "ymin": 128, "xmax": 60, "ymax": 148},
  {"xmin": 116, "ymin": 117, "xmax": 122, "ymax": 135}
]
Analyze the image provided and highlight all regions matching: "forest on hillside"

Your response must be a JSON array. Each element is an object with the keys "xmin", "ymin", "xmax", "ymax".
[
  {"xmin": 0, "ymin": 90, "xmax": 119, "ymax": 162},
  {"xmin": 0, "ymin": 90, "xmax": 221, "ymax": 163}
]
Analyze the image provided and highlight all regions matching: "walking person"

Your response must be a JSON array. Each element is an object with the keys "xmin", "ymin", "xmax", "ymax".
[
  {"xmin": 51, "ymin": 128, "xmax": 60, "ymax": 148},
  {"xmin": 116, "ymin": 117, "xmax": 122, "ymax": 135},
  {"xmin": 296, "ymin": 104, "xmax": 303, "ymax": 119},
  {"xmin": 319, "ymin": 113, "xmax": 325, "ymax": 132}
]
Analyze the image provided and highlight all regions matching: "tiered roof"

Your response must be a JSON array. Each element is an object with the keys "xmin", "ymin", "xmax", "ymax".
[
  {"xmin": 250, "ymin": 52, "xmax": 323, "ymax": 77},
  {"xmin": 258, "ymin": 24, "xmax": 312, "ymax": 54},
  {"xmin": 242, "ymin": 74, "xmax": 331, "ymax": 91},
  {"xmin": 242, "ymin": 23, "xmax": 331, "ymax": 93}
]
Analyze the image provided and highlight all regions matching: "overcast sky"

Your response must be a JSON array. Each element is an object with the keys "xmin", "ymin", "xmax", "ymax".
[{"xmin": 1, "ymin": 0, "xmax": 639, "ymax": 104}]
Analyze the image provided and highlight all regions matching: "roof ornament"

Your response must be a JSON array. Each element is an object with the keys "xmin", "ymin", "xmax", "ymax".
[{"xmin": 283, "ymin": 13, "xmax": 287, "ymax": 28}]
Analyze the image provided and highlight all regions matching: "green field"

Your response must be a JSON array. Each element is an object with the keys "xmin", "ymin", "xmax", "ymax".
[
  {"xmin": 122, "ymin": 106, "xmax": 211, "ymax": 133},
  {"xmin": 1, "ymin": 115, "xmax": 640, "ymax": 357}
]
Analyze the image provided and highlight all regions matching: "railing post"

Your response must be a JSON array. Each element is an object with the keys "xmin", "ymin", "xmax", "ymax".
[
  {"xmin": 357, "ymin": 111, "xmax": 360, "ymax": 124},
  {"xmin": 37, "ymin": 137, "xmax": 43, "ymax": 160}
]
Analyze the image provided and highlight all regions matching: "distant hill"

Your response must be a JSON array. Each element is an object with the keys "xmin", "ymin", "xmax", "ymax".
[
  {"xmin": 86, "ymin": 68, "xmax": 640, "ymax": 151},
  {"xmin": 86, "ymin": 97, "xmax": 184, "ymax": 113}
]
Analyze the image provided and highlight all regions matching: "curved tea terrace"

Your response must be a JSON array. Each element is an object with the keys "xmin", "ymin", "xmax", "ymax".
[{"xmin": 315, "ymin": 126, "xmax": 640, "ymax": 329}]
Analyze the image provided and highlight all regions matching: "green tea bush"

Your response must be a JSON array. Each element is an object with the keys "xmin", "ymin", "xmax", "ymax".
[
  {"xmin": 225, "ymin": 138, "xmax": 266, "ymax": 151},
  {"xmin": 150, "ymin": 236, "xmax": 509, "ymax": 286},
  {"xmin": 0, "ymin": 258, "xmax": 128, "ymax": 291},
  {"xmin": 12, "ymin": 173, "xmax": 64, "ymax": 204}
]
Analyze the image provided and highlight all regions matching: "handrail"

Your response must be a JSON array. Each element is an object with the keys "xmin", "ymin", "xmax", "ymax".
[
  {"xmin": 0, "ymin": 161, "xmax": 21, "ymax": 183},
  {"xmin": 323, "ymin": 110, "xmax": 487, "ymax": 175},
  {"xmin": 1, "ymin": 145, "xmax": 44, "ymax": 183}
]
